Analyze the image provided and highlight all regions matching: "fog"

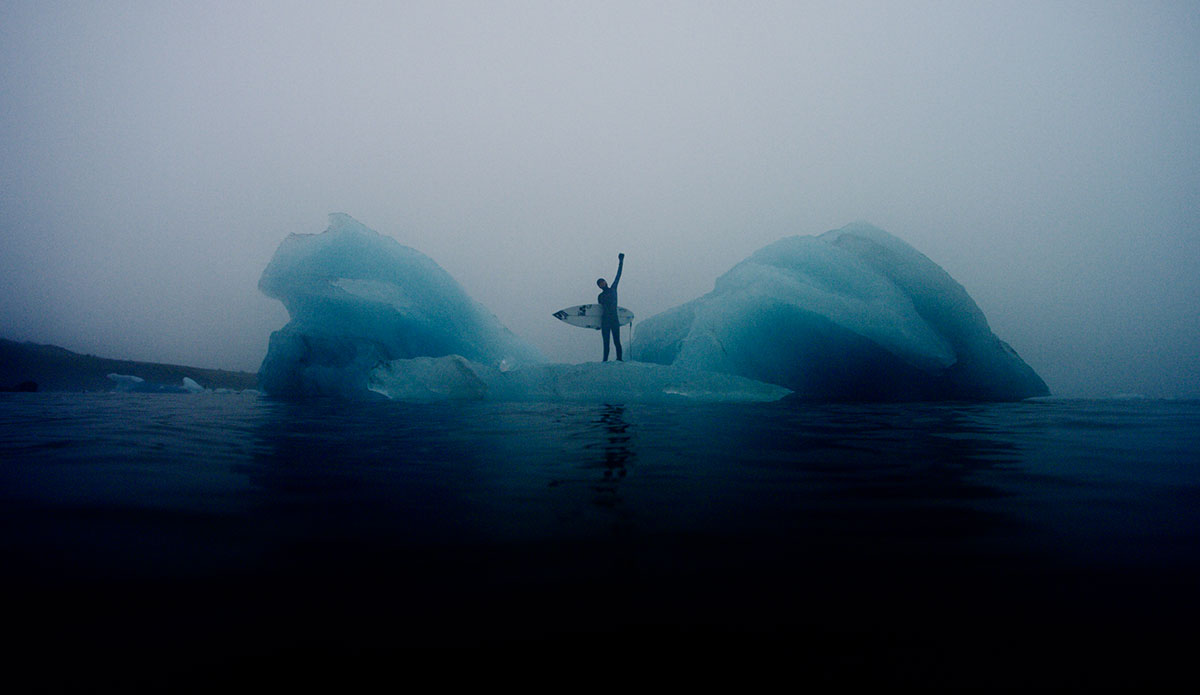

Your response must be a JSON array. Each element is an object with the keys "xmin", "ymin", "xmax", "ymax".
[{"xmin": 1, "ymin": 1, "xmax": 1197, "ymax": 398}]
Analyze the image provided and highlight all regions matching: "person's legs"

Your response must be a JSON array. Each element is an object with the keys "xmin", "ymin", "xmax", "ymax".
[
  {"xmin": 601, "ymin": 326, "xmax": 611, "ymax": 362},
  {"xmin": 612, "ymin": 326, "xmax": 623, "ymax": 361}
]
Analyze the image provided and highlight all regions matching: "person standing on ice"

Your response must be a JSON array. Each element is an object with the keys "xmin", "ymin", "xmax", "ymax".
[{"xmin": 597, "ymin": 253, "xmax": 625, "ymax": 361}]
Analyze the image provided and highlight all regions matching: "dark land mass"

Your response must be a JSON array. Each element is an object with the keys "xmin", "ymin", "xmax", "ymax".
[{"xmin": 0, "ymin": 338, "xmax": 258, "ymax": 392}]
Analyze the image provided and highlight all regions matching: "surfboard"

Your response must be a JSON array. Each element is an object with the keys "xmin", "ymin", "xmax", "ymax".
[{"xmin": 552, "ymin": 304, "xmax": 634, "ymax": 329}]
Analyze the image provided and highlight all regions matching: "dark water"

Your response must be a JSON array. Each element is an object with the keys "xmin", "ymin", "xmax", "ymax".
[{"xmin": 2, "ymin": 393, "xmax": 1199, "ymax": 688}]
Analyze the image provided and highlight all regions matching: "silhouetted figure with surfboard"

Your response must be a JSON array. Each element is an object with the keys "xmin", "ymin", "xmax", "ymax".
[
  {"xmin": 551, "ymin": 253, "xmax": 634, "ymax": 361},
  {"xmin": 597, "ymin": 253, "xmax": 625, "ymax": 361}
]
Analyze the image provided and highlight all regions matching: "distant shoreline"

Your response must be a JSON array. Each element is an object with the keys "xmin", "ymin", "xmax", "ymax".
[{"xmin": 0, "ymin": 338, "xmax": 258, "ymax": 392}]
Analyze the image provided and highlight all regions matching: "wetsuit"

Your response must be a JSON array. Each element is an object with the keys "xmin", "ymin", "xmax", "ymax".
[{"xmin": 599, "ymin": 256, "xmax": 623, "ymax": 361}]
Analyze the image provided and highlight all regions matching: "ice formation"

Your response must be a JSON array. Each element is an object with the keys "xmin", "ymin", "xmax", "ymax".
[
  {"xmin": 258, "ymin": 215, "xmax": 1044, "ymax": 402},
  {"xmin": 107, "ymin": 373, "xmax": 145, "ymax": 391},
  {"xmin": 106, "ymin": 373, "xmax": 202, "ymax": 394},
  {"xmin": 635, "ymin": 223, "xmax": 1049, "ymax": 401},
  {"xmin": 258, "ymin": 215, "xmax": 791, "ymax": 402},
  {"xmin": 258, "ymin": 214, "xmax": 547, "ymax": 397},
  {"xmin": 368, "ymin": 357, "xmax": 790, "ymax": 403}
]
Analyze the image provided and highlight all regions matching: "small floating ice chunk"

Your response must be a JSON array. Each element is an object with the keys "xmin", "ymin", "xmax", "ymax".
[{"xmin": 107, "ymin": 373, "xmax": 145, "ymax": 392}]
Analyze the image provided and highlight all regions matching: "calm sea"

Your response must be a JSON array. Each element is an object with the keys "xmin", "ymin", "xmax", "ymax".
[{"xmin": 2, "ymin": 393, "xmax": 1198, "ymax": 688}]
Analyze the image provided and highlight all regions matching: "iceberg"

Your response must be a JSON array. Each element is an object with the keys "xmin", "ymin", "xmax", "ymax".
[
  {"xmin": 258, "ymin": 214, "xmax": 545, "ymax": 397},
  {"xmin": 257, "ymin": 215, "xmax": 1044, "ymax": 402},
  {"xmin": 258, "ymin": 214, "xmax": 790, "ymax": 402},
  {"xmin": 367, "ymin": 357, "xmax": 790, "ymax": 403},
  {"xmin": 635, "ymin": 223, "xmax": 1049, "ymax": 401}
]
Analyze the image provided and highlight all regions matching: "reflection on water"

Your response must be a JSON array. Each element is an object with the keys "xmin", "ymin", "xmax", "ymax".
[
  {"xmin": 2, "ymin": 394, "xmax": 1199, "ymax": 688},
  {"xmin": 3, "ymin": 394, "xmax": 1196, "ymax": 564},
  {"xmin": 587, "ymin": 405, "xmax": 633, "ymax": 506}
]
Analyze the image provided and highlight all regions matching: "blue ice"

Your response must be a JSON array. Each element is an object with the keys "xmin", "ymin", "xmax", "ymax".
[{"xmin": 258, "ymin": 215, "xmax": 1046, "ymax": 402}]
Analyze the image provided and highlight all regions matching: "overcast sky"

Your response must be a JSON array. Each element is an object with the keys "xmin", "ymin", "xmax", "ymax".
[{"xmin": 2, "ymin": 1, "xmax": 1197, "ymax": 397}]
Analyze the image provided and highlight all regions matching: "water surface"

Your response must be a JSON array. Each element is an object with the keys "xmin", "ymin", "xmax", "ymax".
[{"xmin": 2, "ymin": 393, "xmax": 1197, "ymax": 687}]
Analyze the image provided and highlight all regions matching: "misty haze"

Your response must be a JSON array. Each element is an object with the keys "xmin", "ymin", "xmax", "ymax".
[
  {"xmin": 1, "ymin": 1, "xmax": 1196, "ymax": 397},
  {"xmin": 2, "ymin": 2, "xmax": 1198, "ymax": 689}
]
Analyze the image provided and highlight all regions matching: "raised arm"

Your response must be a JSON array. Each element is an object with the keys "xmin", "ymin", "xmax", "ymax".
[{"xmin": 612, "ymin": 253, "xmax": 624, "ymax": 289}]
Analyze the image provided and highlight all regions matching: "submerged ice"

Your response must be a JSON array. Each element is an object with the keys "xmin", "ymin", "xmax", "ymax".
[{"xmin": 635, "ymin": 223, "xmax": 1048, "ymax": 401}]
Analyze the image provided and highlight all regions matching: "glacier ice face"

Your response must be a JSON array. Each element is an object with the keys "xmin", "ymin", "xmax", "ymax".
[
  {"xmin": 635, "ymin": 223, "xmax": 1049, "ymax": 401},
  {"xmin": 367, "ymin": 356, "xmax": 791, "ymax": 403},
  {"xmin": 258, "ymin": 214, "xmax": 544, "ymax": 396}
]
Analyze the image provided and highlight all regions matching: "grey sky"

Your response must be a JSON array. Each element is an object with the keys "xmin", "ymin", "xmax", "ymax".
[{"xmin": 2, "ymin": 0, "xmax": 1197, "ymax": 397}]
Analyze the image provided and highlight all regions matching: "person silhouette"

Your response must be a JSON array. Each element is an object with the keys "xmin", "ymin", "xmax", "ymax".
[{"xmin": 596, "ymin": 253, "xmax": 625, "ymax": 361}]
